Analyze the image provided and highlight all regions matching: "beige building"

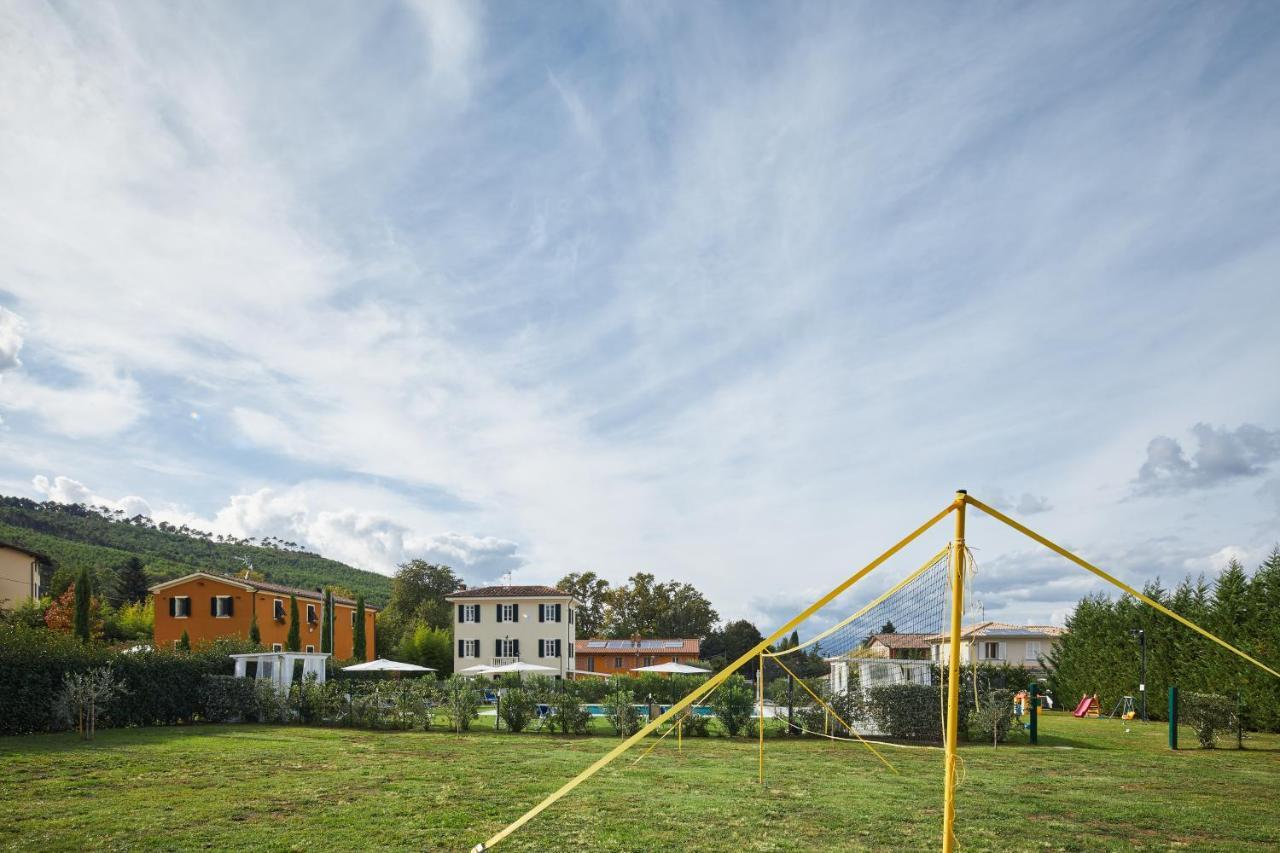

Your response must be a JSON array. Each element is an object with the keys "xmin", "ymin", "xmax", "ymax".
[
  {"xmin": 927, "ymin": 622, "xmax": 1065, "ymax": 671},
  {"xmin": 445, "ymin": 584, "xmax": 580, "ymax": 679},
  {"xmin": 0, "ymin": 541, "xmax": 52, "ymax": 611}
]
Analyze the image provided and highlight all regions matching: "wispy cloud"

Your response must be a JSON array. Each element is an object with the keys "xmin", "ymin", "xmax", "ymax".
[{"xmin": 1134, "ymin": 423, "xmax": 1280, "ymax": 494}]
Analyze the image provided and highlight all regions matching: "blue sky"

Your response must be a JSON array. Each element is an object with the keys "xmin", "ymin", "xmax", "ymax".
[{"xmin": 2, "ymin": 1, "xmax": 1279, "ymax": 632}]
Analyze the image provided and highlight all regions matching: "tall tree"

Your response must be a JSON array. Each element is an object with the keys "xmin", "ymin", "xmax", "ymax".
[
  {"xmin": 286, "ymin": 595, "xmax": 301, "ymax": 652},
  {"xmin": 353, "ymin": 595, "xmax": 367, "ymax": 661},
  {"xmin": 73, "ymin": 566, "xmax": 92, "ymax": 644},
  {"xmin": 113, "ymin": 556, "xmax": 150, "ymax": 606},
  {"xmin": 320, "ymin": 589, "xmax": 334, "ymax": 654},
  {"xmin": 248, "ymin": 611, "xmax": 261, "ymax": 646},
  {"xmin": 604, "ymin": 573, "xmax": 719, "ymax": 639},
  {"xmin": 381, "ymin": 561, "xmax": 461, "ymax": 649},
  {"xmin": 557, "ymin": 571, "xmax": 611, "ymax": 636},
  {"xmin": 178, "ymin": 629, "xmax": 190, "ymax": 651}
]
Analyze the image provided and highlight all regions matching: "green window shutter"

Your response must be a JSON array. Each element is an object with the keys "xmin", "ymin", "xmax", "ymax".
[{"xmin": 555, "ymin": 603, "xmax": 562, "ymax": 623}]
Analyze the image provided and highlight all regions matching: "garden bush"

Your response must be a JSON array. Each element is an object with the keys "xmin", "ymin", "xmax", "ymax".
[
  {"xmin": 200, "ymin": 675, "xmax": 258, "ymax": 723},
  {"xmin": 605, "ymin": 687, "xmax": 640, "ymax": 737},
  {"xmin": 546, "ymin": 684, "xmax": 592, "ymax": 735},
  {"xmin": 439, "ymin": 674, "xmax": 481, "ymax": 732},
  {"xmin": 710, "ymin": 674, "xmax": 754, "ymax": 736},
  {"xmin": 1182, "ymin": 692, "xmax": 1238, "ymax": 748},
  {"xmin": 865, "ymin": 683, "xmax": 968, "ymax": 742},
  {"xmin": 498, "ymin": 688, "xmax": 538, "ymax": 733},
  {"xmin": 972, "ymin": 689, "xmax": 1016, "ymax": 745}
]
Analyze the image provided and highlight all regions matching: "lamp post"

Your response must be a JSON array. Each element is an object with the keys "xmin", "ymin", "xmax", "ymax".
[{"xmin": 1130, "ymin": 628, "xmax": 1147, "ymax": 721}]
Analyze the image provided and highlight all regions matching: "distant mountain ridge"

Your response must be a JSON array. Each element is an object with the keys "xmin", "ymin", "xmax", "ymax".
[{"xmin": 0, "ymin": 496, "xmax": 391, "ymax": 606}]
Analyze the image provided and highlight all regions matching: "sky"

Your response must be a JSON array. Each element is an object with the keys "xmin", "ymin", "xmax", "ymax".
[{"xmin": 2, "ymin": 1, "xmax": 1280, "ymax": 635}]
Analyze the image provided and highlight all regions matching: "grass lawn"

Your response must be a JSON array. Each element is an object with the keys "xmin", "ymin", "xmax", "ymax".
[{"xmin": 2, "ymin": 711, "xmax": 1277, "ymax": 851}]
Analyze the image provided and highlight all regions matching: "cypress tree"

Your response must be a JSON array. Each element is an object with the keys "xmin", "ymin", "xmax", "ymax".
[
  {"xmin": 286, "ymin": 594, "xmax": 301, "ymax": 651},
  {"xmin": 73, "ymin": 566, "xmax": 92, "ymax": 644},
  {"xmin": 353, "ymin": 595, "xmax": 367, "ymax": 661},
  {"xmin": 321, "ymin": 590, "xmax": 333, "ymax": 654},
  {"xmin": 249, "ymin": 611, "xmax": 261, "ymax": 646},
  {"xmin": 178, "ymin": 629, "xmax": 190, "ymax": 651},
  {"xmin": 114, "ymin": 556, "xmax": 150, "ymax": 605}
]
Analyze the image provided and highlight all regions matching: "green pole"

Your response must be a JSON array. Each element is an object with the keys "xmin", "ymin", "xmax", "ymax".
[
  {"xmin": 1168, "ymin": 686, "xmax": 1178, "ymax": 750},
  {"xmin": 1028, "ymin": 682, "xmax": 1038, "ymax": 745}
]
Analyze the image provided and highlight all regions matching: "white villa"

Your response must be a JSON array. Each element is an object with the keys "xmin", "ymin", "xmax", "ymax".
[
  {"xmin": 445, "ymin": 584, "xmax": 581, "ymax": 679},
  {"xmin": 926, "ymin": 622, "xmax": 1065, "ymax": 672}
]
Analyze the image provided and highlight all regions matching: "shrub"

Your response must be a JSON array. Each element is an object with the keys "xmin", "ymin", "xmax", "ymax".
[
  {"xmin": 865, "ymin": 683, "xmax": 968, "ymax": 741},
  {"xmin": 710, "ymin": 674, "xmax": 755, "ymax": 736},
  {"xmin": 682, "ymin": 710, "xmax": 710, "ymax": 737},
  {"xmin": 605, "ymin": 687, "xmax": 640, "ymax": 737},
  {"xmin": 1182, "ymin": 692, "xmax": 1238, "ymax": 748},
  {"xmin": 972, "ymin": 689, "xmax": 1016, "ymax": 745},
  {"xmin": 498, "ymin": 688, "xmax": 538, "ymax": 733},
  {"xmin": 546, "ymin": 684, "xmax": 592, "ymax": 735},
  {"xmin": 59, "ymin": 665, "xmax": 127, "ymax": 740},
  {"xmin": 440, "ymin": 674, "xmax": 481, "ymax": 732}
]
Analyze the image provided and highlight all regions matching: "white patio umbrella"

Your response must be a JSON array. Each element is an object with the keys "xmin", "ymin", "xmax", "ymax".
[
  {"xmin": 631, "ymin": 661, "xmax": 712, "ymax": 675},
  {"xmin": 489, "ymin": 661, "xmax": 559, "ymax": 676},
  {"xmin": 341, "ymin": 658, "xmax": 434, "ymax": 673},
  {"xmin": 457, "ymin": 663, "xmax": 498, "ymax": 676}
]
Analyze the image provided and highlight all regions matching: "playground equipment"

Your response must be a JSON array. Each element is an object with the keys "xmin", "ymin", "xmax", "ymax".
[
  {"xmin": 471, "ymin": 491, "xmax": 1280, "ymax": 853},
  {"xmin": 1072, "ymin": 694, "xmax": 1100, "ymax": 718},
  {"xmin": 1108, "ymin": 695, "xmax": 1137, "ymax": 720}
]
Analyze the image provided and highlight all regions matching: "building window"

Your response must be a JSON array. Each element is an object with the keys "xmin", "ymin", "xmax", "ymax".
[
  {"xmin": 171, "ymin": 596, "xmax": 191, "ymax": 618},
  {"xmin": 585, "ymin": 656, "xmax": 595, "ymax": 671},
  {"xmin": 460, "ymin": 604, "xmax": 479, "ymax": 623},
  {"xmin": 351, "ymin": 609, "xmax": 356, "ymax": 625},
  {"xmin": 539, "ymin": 603, "xmax": 562, "ymax": 623},
  {"xmin": 613, "ymin": 656, "xmax": 623, "ymax": 669},
  {"xmin": 274, "ymin": 599, "xmax": 285, "ymax": 621},
  {"xmin": 569, "ymin": 643, "xmax": 574, "ymax": 658},
  {"xmin": 497, "ymin": 638, "xmax": 518, "ymax": 658},
  {"xmin": 538, "ymin": 639, "xmax": 562, "ymax": 658},
  {"xmin": 307, "ymin": 604, "xmax": 318, "ymax": 625},
  {"xmin": 1025, "ymin": 641, "xmax": 1042, "ymax": 660},
  {"xmin": 643, "ymin": 655, "xmax": 654, "ymax": 667},
  {"xmin": 271, "ymin": 643, "xmax": 283, "ymax": 652},
  {"xmin": 568, "ymin": 607, "xmax": 574, "ymax": 625},
  {"xmin": 500, "ymin": 603, "xmax": 516, "ymax": 623},
  {"xmin": 259, "ymin": 660, "xmax": 274, "ymax": 679},
  {"xmin": 306, "ymin": 644, "xmax": 315, "ymax": 653},
  {"xmin": 982, "ymin": 641, "xmax": 1001, "ymax": 660},
  {"xmin": 212, "ymin": 595, "xmax": 233, "ymax": 618},
  {"xmin": 458, "ymin": 639, "xmax": 479, "ymax": 658}
]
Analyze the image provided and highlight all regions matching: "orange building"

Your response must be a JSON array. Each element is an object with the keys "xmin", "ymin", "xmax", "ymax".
[
  {"xmin": 574, "ymin": 638, "xmax": 702, "ymax": 675},
  {"xmin": 150, "ymin": 572, "xmax": 376, "ymax": 660}
]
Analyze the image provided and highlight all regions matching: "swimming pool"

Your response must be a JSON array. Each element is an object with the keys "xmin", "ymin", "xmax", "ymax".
[{"xmin": 581, "ymin": 704, "xmax": 714, "ymax": 717}]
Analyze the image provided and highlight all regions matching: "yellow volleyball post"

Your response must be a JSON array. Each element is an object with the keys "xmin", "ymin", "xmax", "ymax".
[
  {"xmin": 758, "ymin": 653, "xmax": 765, "ymax": 784},
  {"xmin": 942, "ymin": 490, "xmax": 967, "ymax": 853}
]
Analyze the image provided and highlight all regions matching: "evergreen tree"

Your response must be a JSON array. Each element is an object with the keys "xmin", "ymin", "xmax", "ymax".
[
  {"xmin": 248, "ymin": 611, "xmax": 261, "ymax": 646},
  {"xmin": 178, "ymin": 629, "xmax": 190, "ymax": 651},
  {"xmin": 73, "ymin": 566, "xmax": 92, "ymax": 644},
  {"xmin": 353, "ymin": 595, "xmax": 367, "ymax": 661},
  {"xmin": 286, "ymin": 595, "xmax": 301, "ymax": 651},
  {"xmin": 321, "ymin": 590, "xmax": 333, "ymax": 654},
  {"xmin": 114, "ymin": 556, "xmax": 150, "ymax": 605}
]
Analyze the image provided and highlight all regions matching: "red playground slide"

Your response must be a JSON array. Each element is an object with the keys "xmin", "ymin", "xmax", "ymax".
[{"xmin": 1072, "ymin": 694, "xmax": 1099, "ymax": 717}]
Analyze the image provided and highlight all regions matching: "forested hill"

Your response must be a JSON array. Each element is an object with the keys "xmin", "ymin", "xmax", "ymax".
[{"xmin": 0, "ymin": 496, "xmax": 391, "ymax": 606}]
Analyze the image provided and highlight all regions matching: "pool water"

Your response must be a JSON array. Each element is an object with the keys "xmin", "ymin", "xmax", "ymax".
[{"xmin": 581, "ymin": 704, "xmax": 714, "ymax": 717}]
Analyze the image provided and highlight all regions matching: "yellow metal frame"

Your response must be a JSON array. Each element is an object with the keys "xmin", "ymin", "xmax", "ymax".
[{"xmin": 474, "ymin": 492, "xmax": 1280, "ymax": 853}]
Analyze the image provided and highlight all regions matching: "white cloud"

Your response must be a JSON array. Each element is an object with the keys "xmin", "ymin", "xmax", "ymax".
[
  {"xmin": 0, "ymin": 307, "xmax": 23, "ymax": 372},
  {"xmin": 1135, "ymin": 423, "xmax": 1280, "ymax": 494},
  {"xmin": 33, "ymin": 474, "xmax": 152, "ymax": 517}
]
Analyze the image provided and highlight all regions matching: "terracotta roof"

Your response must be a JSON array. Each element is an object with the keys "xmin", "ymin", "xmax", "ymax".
[
  {"xmin": 867, "ymin": 632, "xmax": 933, "ymax": 650},
  {"xmin": 149, "ymin": 572, "xmax": 379, "ymax": 610},
  {"xmin": 446, "ymin": 584, "xmax": 573, "ymax": 600},
  {"xmin": 926, "ymin": 621, "xmax": 1064, "ymax": 642},
  {"xmin": 575, "ymin": 638, "xmax": 702, "ymax": 655}
]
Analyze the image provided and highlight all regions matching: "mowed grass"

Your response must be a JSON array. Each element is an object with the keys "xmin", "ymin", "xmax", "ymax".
[{"xmin": 2, "ymin": 712, "xmax": 1277, "ymax": 851}]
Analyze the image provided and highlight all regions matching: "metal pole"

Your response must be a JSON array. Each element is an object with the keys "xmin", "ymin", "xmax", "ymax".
[
  {"xmin": 1139, "ymin": 629, "xmax": 1147, "ymax": 722},
  {"xmin": 788, "ymin": 672, "xmax": 795, "ymax": 735},
  {"xmin": 757, "ymin": 654, "xmax": 765, "ymax": 784},
  {"xmin": 1168, "ymin": 686, "xmax": 1177, "ymax": 750},
  {"xmin": 942, "ymin": 490, "xmax": 967, "ymax": 853},
  {"xmin": 1029, "ymin": 682, "xmax": 1038, "ymax": 745}
]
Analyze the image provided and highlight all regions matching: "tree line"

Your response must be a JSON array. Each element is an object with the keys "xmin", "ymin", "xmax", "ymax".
[{"xmin": 1047, "ymin": 547, "xmax": 1280, "ymax": 732}]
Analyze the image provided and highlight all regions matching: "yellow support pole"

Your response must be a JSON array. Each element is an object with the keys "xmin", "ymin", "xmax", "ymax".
[
  {"xmin": 758, "ymin": 653, "xmax": 765, "ymax": 785},
  {"xmin": 678, "ymin": 715, "xmax": 682, "ymax": 753},
  {"xmin": 942, "ymin": 490, "xmax": 967, "ymax": 853}
]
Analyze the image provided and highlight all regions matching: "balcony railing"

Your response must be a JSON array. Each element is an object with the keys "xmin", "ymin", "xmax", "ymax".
[{"xmin": 490, "ymin": 656, "xmax": 520, "ymax": 667}]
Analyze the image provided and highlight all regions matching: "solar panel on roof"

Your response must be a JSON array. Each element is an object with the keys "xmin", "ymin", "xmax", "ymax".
[
  {"xmin": 640, "ymin": 640, "xmax": 662, "ymax": 649},
  {"xmin": 586, "ymin": 641, "xmax": 607, "ymax": 648},
  {"xmin": 663, "ymin": 641, "xmax": 684, "ymax": 648},
  {"xmin": 606, "ymin": 640, "xmax": 629, "ymax": 649}
]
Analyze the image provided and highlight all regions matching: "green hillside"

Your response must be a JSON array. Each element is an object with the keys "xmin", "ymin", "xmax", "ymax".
[{"xmin": 0, "ymin": 497, "xmax": 391, "ymax": 606}]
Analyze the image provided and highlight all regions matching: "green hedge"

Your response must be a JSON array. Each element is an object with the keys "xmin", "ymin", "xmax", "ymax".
[{"xmin": 0, "ymin": 625, "xmax": 254, "ymax": 735}]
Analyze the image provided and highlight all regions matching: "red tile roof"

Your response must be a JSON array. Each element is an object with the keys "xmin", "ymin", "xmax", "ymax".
[
  {"xmin": 446, "ymin": 584, "xmax": 573, "ymax": 599},
  {"xmin": 150, "ymin": 572, "xmax": 378, "ymax": 610},
  {"xmin": 867, "ymin": 633, "xmax": 933, "ymax": 650}
]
